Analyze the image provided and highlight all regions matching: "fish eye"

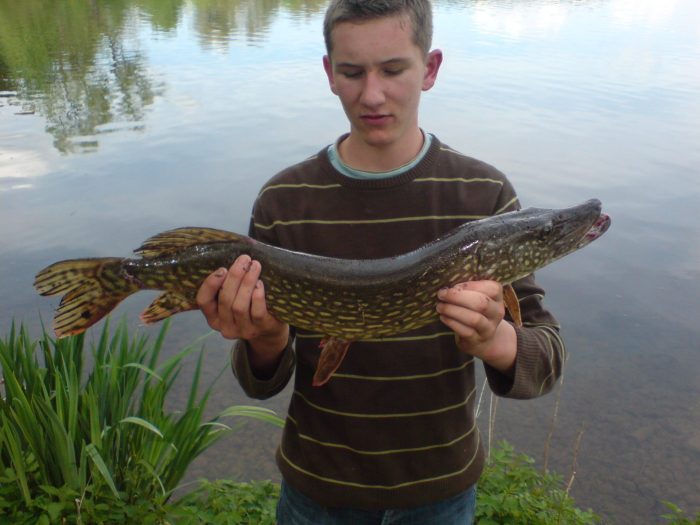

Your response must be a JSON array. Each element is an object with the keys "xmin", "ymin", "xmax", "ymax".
[{"xmin": 540, "ymin": 222, "xmax": 553, "ymax": 239}]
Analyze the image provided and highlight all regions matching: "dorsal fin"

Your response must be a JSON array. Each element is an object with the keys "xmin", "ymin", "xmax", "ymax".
[{"xmin": 134, "ymin": 227, "xmax": 248, "ymax": 258}]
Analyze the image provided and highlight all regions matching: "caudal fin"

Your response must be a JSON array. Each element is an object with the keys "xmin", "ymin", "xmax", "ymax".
[{"xmin": 34, "ymin": 258, "xmax": 139, "ymax": 337}]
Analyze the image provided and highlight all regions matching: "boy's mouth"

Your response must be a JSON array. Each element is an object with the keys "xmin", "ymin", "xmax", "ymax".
[{"xmin": 361, "ymin": 114, "xmax": 392, "ymax": 125}]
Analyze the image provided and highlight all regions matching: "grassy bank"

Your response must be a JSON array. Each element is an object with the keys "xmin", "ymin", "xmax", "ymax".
[
  {"xmin": 1, "ymin": 323, "xmax": 697, "ymax": 524},
  {"xmin": 174, "ymin": 439, "xmax": 599, "ymax": 524}
]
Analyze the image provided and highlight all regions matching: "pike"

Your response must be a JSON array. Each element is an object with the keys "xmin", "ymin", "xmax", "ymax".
[{"xmin": 35, "ymin": 199, "xmax": 610, "ymax": 386}]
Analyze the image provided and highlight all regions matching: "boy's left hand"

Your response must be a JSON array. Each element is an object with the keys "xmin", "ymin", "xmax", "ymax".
[{"xmin": 436, "ymin": 280, "xmax": 517, "ymax": 375}]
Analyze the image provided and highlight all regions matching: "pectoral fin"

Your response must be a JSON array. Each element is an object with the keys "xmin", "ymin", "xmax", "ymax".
[
  {"xmin": 503, "ymin": 284, "xmax": 522, "ymax": 327},
  {"xmin": 140, "ymin": 291, "xmax": 198, "ymax": 324},
  {"xmin": 312, "ymin": 337, "xmax": 351, "ymax": 387}
]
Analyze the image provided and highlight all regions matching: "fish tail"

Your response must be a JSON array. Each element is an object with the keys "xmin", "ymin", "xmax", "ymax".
[{"xmin": 34, "ymin": 257, "xmax": 140, "ymax": 337}]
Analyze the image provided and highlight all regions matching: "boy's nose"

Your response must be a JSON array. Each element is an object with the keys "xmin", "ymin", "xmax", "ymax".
[{"xmin": 359, "ymin": 72, "xmax": 386, "ymax": 108}]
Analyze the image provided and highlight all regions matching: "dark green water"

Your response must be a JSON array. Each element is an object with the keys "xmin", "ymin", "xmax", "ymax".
[{"xmin": 1, "ymin": 1, "xmax": 699, "ymax": 522}]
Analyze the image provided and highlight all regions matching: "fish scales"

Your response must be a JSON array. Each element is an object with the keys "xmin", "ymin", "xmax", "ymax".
[{"xmin": 35, "ymin": 200, "xmax": 610, "ymax": 384}]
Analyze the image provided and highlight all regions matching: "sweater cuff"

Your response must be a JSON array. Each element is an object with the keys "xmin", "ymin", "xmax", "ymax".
[
  {"xmin": 231, "ymin": 336, "xmax": 295, "ymax": 400},
  {"xmin": 484, "ymin": 325, "xmax": 544, "ymax": 399}
]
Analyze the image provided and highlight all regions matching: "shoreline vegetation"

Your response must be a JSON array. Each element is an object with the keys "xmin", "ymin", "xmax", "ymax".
[{"xmin": 0, "ymin": 322, "xmax": 696, "ymax": 524}]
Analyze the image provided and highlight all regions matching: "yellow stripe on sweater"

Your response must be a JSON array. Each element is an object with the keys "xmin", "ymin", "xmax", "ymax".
[
  {"xmin": 287, "ymin": 415, "xmax": 477, "ymax": 455},
  {"xmin": 278, "ymin": 431, "xmax": 481, "ymax": 490},
  {"xmin": 258, "ymin": 176, "xmax": 502, "ymax": 198},
  {"xmin": 332, "ymin": 359, "xmax": 473, "ymax": 382},
  {"xmin": 292, "ymin": 386, "xmax": 475, "ymax": 419},
  {"xmin": 413, "ymin": 176, "xmax": 503, "ymax": 186},
  {"xmin": 254, "ymin": 214, "xmax": 486, "ymax": 230},
  {"xmin": 495, "ymin": 196, "xmax": 519, "ymax": 214},
  {"xmin": 258, "ymin": 182, "xmax": 342, "ymax": 197}
]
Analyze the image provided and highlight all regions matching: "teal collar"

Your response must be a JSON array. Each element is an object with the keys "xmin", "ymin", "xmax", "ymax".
[{"xmin": 328, "ymin": 132, "xmax": 433, "ymax": 180}]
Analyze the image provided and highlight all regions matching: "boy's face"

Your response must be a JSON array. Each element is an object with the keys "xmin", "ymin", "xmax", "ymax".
[{"xmin": 323, "ymin": 14, "xmax": 442, "ymax": 150}]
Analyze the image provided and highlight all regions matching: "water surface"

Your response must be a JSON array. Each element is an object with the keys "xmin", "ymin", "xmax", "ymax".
[{"xmin": 1, "ymin": 0, "xmax": 699, "ymax": 522}]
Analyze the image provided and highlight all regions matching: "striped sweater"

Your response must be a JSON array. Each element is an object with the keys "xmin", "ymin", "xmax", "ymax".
[{"xmin": 231, "ymin": 135, "xmax": 565, "ymax": 510}]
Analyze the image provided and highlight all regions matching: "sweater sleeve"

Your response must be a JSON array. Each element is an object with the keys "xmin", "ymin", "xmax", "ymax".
[
  {"xmin": 484, "ymin": 274, "xmax": 566, "ymax": 399},
  {"xmin": 231, "ymin": 336, "xmax": 296, "ymax": 400}
]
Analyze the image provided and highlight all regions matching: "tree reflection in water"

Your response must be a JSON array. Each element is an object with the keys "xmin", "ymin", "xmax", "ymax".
[{"xmin": 0, "ymin": 0, "xmax": 325, "ymax": 154}]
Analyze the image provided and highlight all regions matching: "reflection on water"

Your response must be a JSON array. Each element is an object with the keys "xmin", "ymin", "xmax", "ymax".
[
  {"xmin": 1, "ymin": 0, "xmax": 700, "ymax": 523},
  {"xmin": 191, "ymin": 0, "xmax": 326, "ymax": 49},
  {"xmin": 0, "ymin": 1, "xmax": 157, "ymax": 153},
  {"xmin": 0, "ymin": 0, "xmax": 326, "ymax": 153}
]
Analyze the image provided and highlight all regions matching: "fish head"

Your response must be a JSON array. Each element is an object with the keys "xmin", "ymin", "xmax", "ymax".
[{"xmin": 473, "ymin": 199, "xmax": 611, "ymax": 283}]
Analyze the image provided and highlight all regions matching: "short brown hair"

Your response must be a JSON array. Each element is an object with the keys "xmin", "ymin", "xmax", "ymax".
[{"xmin": 323, "ymin": 0, "xmax": 433, "ymax": 58}]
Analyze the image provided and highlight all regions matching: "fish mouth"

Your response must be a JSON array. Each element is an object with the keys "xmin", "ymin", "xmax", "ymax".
[{"xmin": 577, "ymin": 211, "xmax": 611, "ymax": 248}]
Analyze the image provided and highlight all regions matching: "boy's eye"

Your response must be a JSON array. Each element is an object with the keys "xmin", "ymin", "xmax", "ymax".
[
  {"xmin": 340, "ymin": 69, "xmax": 362, "ymax": 79},
  {"xmin": 384, "ymin": 68, "xmax": 404, "ymax": 76}
]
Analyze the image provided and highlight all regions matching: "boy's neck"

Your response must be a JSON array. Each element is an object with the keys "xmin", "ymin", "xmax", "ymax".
[{"xmin": 338, "ymin": 127, "xmax": 425, "ymax": 173}]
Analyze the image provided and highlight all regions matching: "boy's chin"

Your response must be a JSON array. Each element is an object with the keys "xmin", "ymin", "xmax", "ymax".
[{"xmin": 354, "ymin": 128, "xmax": 401, "ymax": 148}]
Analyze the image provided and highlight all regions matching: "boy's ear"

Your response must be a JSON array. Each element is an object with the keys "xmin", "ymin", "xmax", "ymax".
[
  {"xmin": 323, "ymin": 55, "xmax": 338, "ymax": 95},
  {"xmin": 422, "ymin": 49, "xmax": 443, "ymax": 91}
]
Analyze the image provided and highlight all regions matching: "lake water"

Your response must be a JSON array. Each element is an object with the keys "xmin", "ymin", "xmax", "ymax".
[{"xmin": 1, "ymin": 0, "xmax": 699, "ymax": 522}]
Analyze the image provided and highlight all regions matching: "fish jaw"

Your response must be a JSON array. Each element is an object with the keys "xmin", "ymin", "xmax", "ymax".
[{"xmin": 577, "ymin": 212, "xmax": 611, "ymax": 249}]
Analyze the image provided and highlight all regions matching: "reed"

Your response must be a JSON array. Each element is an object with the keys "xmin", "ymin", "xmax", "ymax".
[{"xmin": 0, "ymin": 319, "xmax": 283, "ymax": 524}]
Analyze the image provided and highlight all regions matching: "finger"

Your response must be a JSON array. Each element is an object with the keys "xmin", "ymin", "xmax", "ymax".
[
  {"xmin": 230, "ymin": 259, "xmax": 262, "ymax": 326},
  {"xmin": 196, "ymin": 267, "xmax": 228, "ymax": 327},
  {"xmin": 438, "ymin": 287, "xmax": 491, "ymax": 314},
  {"xmin": 217, "ymin": 255, "xmax": 252, "ymax": 327},
  {"xmin": 437, "ymin": 302, "xmax": 491, "ymax": 335},
  {"xmin": 445, "ymin": 280, "xmax": 503, "ymax": 302},
  {"xmin": 250, "ymin": 279, "xmax": 270, "ymax": 322},
  {"xmin": 439, "ymin": 314, "xmax": 478, "ymax": 340}
]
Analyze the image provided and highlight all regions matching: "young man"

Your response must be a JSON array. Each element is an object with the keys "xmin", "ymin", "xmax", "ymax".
[{"xmin": 197, "ymin": 1, "xmax": 565, "ymax": 523}]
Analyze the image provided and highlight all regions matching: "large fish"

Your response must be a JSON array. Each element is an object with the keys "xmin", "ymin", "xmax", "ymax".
[{"xmin": 35, "ymin": 199, "xmax": 610, "ymax": 385}]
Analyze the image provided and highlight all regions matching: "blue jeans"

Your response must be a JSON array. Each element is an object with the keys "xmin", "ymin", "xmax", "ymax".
[{"xmin": 276, "ymin": 480, "xmax": 477, "ymax": 525}]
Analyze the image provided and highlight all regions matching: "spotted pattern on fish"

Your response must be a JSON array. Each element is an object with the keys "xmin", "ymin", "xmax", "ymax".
[{"xmin": 34, "ymin": 202, "xmax": 610, "ymax": 369}]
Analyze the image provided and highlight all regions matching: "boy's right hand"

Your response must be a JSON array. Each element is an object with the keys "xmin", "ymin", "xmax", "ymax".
[{"xmin": 197, "ymin": 255, "xmax": 289, "ymax": 361}]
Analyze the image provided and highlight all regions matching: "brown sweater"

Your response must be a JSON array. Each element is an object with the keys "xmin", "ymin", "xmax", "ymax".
[{"xmin": 231, "ymin": 135, "xmax": 565, "ymax": 510}]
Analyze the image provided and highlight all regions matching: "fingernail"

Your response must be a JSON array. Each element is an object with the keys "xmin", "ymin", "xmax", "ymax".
[{"xmin": 214, "ymin": 268, "xmax": 227, "ymax": 277}]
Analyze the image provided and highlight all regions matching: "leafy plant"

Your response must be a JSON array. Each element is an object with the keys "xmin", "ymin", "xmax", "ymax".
[
  {"xmin": 0, "ymin": 320, "xmax": 283, "ymax": 524},
  {"xmin": 475, "ymin": 441, "xmax": 598, "ymax": 525},
  {"xmin": 661, "ymin": 501, "xmax": 700, "ymax": 525},
  {"xmin": 169, "ymin": 479, "xmax": 280, "ymax": 525}
]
